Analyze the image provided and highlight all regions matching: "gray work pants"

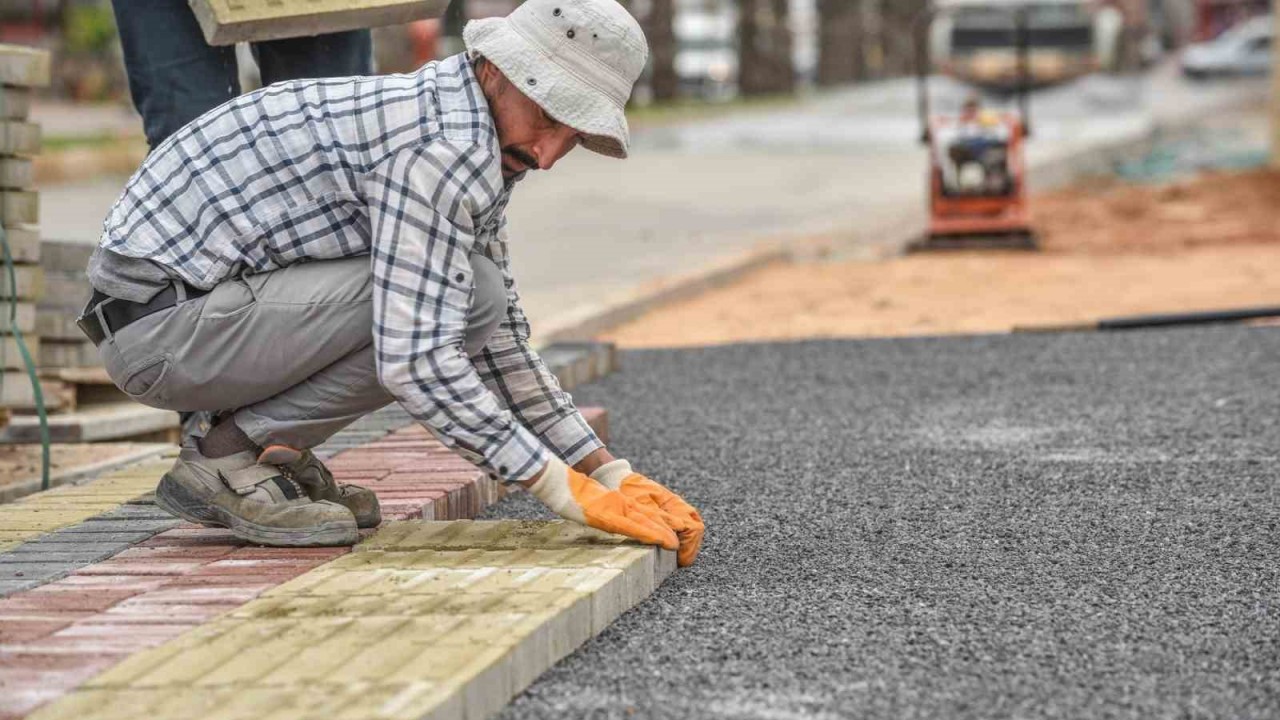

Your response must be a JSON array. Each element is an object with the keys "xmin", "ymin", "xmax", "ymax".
[{"xmin": 97, "ymin": 255, "xmax": 507, "ymax": 450}]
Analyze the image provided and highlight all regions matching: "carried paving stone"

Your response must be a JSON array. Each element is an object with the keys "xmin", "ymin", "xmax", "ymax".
[
  {"xmin": 28, "ymin": 521, "xmax": 675, "ymax": 720},
  {"xmin": 189, "ymin": 0, "xmax": 449, "ymax": 45}
]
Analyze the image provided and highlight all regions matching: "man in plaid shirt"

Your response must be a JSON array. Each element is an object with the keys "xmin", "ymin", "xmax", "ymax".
[{"xmin": 79, "ymin": 0, "xmax": 703, "ymax": 564}]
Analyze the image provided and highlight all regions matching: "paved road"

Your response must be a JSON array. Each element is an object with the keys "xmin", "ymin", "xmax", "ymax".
[
  {"xmin": 483, "ymin": 326, "xmax": 1280, "ymax": 718},
  {"xmin": 37, "ymin": 65, "xmax": 1267, "ymax": 336}
]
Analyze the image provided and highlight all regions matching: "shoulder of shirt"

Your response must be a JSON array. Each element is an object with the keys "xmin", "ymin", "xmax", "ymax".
[{"xmin": 372, "ymin": 55, "xmax": 502, "ymax": 188}]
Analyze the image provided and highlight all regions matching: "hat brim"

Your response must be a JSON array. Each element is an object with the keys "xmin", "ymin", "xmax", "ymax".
[{"xmin": 464, "ymin": 17, "xmax": 630, "ymax": 159}]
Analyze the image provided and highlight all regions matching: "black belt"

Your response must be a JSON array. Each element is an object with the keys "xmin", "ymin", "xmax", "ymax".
[{"xmin": 77, "ymin": 282, "xmax": 209, "ymax": 347}]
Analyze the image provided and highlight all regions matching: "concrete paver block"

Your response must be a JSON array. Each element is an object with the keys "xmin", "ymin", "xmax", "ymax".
[
  {"xmin": 0, "ymin": 189, "xmax": 36, "ymax": 225},
  {"xmin": 0, "ymin": 300, "xmax": 35, "ymax": 333},
  {"xmin": 189, "ymin": 0, "xmax": 449, "ymax": 46},
  {"xmin": 30, "ymin": 520, "xmax": 675, "ymax": 720},
  {"xmin": 0, "ymin": 45, "xmax": 51, "ymax": 88},
  {"xmin": 0, "ymin": 86, "xmax": 32, "ymax": 120},
  {"xmin": 0, "ymin": 261, "xmax": 41, "ymax": 299},
  {"xmin": 0, "ymin": 120, "xmax": 40, "ymax": 155},
  {"xmin": 0, "ymin": 156, "xmax": 32, "ymax": 189}
]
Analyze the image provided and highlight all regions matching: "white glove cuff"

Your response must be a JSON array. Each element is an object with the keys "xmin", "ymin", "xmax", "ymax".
[
  {"xmin": 589, "ymin": 459, "xmax": 633, "ymax": 490},
  {"xmin": 528, "ymin": 457, "xmax": 586, "ymax": 524}
]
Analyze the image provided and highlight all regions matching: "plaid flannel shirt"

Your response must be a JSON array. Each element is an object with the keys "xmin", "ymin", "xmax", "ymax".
[{"xmin": 99, "ymin": 54, "xmax": 603, "ymax": 483}]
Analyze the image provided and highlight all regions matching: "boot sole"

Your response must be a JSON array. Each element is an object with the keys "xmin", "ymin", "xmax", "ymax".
[{"xmin": 155, "ymin": 474, "xmax": 358, "ymax": 547}]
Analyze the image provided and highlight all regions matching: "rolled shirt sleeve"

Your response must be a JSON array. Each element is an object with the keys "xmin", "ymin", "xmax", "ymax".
[
  {"xmin": 367, "ymin": 140, "xmax": 551, "ymax": 483},
  {"xmin": 474, "ymin": 219, "xmax": 605, "ymax": 468}
]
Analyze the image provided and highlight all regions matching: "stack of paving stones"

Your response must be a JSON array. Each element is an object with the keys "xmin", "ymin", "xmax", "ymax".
[
  {"xmin": 35, "ymin": 242, "xmax": 97, "ymax": 371},
  {"xmin": 0, "ymin": 403, "xmax": 612, "ymax": 719},
  {"xmin": 0, "ymin": 46, "xmax": 49, "ymax": 415}
]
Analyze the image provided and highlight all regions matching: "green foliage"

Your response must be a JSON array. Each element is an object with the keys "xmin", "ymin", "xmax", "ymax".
[{"xmin": 63, "ymin": 2, "xmax": 118, "ymax": 55}]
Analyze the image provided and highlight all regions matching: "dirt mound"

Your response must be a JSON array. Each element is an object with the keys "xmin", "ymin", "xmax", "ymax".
[
  {"xmin": 1035, "ymin": 168, "xmax": 1280, "ymax": 254},
  {"xmin": 597, "ymin": 167, "xmax": 1280, "ymax": 348}
]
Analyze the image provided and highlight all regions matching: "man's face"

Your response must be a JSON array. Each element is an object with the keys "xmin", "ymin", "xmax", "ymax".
[{"xmin": 476, "ymin": 60, "xmax": 586, "ymax": 181}]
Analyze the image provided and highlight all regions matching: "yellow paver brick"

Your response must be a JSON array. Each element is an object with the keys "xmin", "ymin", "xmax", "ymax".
[
  {"xmin": 31, "ymin": 520, "xmax": 676, "ymax": 720},
  {"xmin": 0, "ymin": 461, "xmax": 164, "ymax": 544}
]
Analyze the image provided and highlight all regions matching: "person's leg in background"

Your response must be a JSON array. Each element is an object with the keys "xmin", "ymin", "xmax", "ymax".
[
  {"xmin": 251, "ymin": 30, "xmax": 374, "ymax": 85},
  {"xmin": 109, "ymin": 0, "xmax": 239, "ymax": 150}
]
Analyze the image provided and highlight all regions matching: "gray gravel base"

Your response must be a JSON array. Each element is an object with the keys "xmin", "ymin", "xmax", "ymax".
[{"xmin": 483, "ymin": 327, "xmax": 1280, "ymax": 719}]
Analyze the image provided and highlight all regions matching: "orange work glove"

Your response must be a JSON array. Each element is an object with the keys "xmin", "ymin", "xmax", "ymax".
[
  {"xmin": 591, "ymin": 459, "xmax": 704, "ymax": 567},
  {"xmin": 528, "ymin": 458, "xmax": 678, "ymax": 551}
]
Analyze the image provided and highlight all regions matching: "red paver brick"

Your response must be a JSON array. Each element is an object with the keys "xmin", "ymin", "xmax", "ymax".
[
  {"xmin": 138, "ymin": 528, "xmax": 248, "ymax": 544},
  {"xmin": 0, "ymin": 588, "xmax": 137, "ymax": 612},
  {"xmin": 195, "ymin": 558, "xmax": 328, "ymax": 576},
  {"xmin": 0, "ymin": 685, "xmax": 68, "ymax": 719},
  {"xmin": 0, "ymin": 610, "xmax": 93, "ymax": 625},
  {"xmin": 110, "ymin": 546, "xmax": 238, "ymax": 561},
  {"xmin": 0, "ymin": 650, "xmax": 124, "ymax": 671},
  {"xmin": 377, "ymin": 503, "xmax": 425, "ymax": 518},
  {"xmin": 161, "ymin": 576, "xmax": 300, "ymax": 589},
  {"xmin": 53, "ymin": 623, "xmax": 193, "ymax": 643},
  {"xmin": 52, "ymin": 575, "xmax": 172, "ymax": 592},
  {"xmin": 0, "ymin": 619, "xmax": 73, "ymax": 643},
  {"xmin": 72, "ymin": 561, "xmax": 207, "ymax": 577},
  {"xmin": 121, "ymin": 586, "xmax": 272, "ymax": 605},
  {"xmin": 102, "ymin": 601, "xmax": 238, "ymax": 624},
  {"xmin": 224, "ymin": 547, "xmax": 347, "ymax": 560},
  {"xmin": 9, "ymin": 634, "xmax": 176, "ymax": 654}
]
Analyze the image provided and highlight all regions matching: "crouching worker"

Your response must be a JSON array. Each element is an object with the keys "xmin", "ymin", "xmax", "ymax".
[{"xmin": 76, "ymin": 0, "xmax": 704, "ymax": 565}]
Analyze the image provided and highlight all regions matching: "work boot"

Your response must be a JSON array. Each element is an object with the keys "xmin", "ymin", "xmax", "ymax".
[
  {"xmin": 154, "ymin": 444, "xmax": 358, "ymax": 547},
  {"xmin": 259, "ymin": 446, "xmax": 382, "ymax": 529}
]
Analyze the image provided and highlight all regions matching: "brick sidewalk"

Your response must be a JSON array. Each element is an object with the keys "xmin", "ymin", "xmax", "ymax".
[{"xmin": 0, "ymin": 408, "xmax": 623, "ymax": 719}]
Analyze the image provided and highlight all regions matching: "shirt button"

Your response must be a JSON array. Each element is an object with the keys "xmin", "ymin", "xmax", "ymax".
[
  {"xmin": 499, "ymin": 465, "xmax": 509, "ymax": 475},
  {"xmin": 455, "ymin": 272, "xmax": 465, "ymax": 283}
]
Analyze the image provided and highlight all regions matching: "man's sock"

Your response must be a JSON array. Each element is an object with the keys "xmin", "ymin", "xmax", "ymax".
[{"xmin": 198, "ymin": 416, "xmax": 261, "ymax": 458}]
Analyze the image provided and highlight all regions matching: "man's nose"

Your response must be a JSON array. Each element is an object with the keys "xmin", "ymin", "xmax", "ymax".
[{"xmin": 534, "ymin": 129, "xmax": 580, "ymax": 172}]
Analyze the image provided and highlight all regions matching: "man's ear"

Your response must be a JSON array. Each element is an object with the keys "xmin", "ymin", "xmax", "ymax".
[{"xmin": 475, "ymin": 59, "xmax": 506, "ymax": 94}]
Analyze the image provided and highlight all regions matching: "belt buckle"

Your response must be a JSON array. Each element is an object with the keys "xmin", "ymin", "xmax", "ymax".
[{"xmin": 75, "ymin": 296, "xmax": 110, "ymax": 346}]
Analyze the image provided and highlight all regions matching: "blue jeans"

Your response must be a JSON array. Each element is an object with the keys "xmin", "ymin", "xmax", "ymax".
[{"xmin": 111, "ymin": 0, "xmax": 373, "ymax": 150}]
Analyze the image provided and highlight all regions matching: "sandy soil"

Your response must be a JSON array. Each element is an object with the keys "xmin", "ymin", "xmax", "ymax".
[{"xmin": 599, "ymin": 168, "xmax": 1280, "ymax": 348}]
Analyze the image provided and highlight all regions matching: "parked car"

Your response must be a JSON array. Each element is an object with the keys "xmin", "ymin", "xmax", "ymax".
[
  {"xmin": 675, "ymin": 8, "xmax": 738, "ymax": 99},
  {"xmin": 1181, "ymin": 14, "xmax": 1272, "ymax": 78}
]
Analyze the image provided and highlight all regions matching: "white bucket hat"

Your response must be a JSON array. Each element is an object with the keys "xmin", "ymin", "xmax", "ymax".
[{"xmin": 463, "ymin": 0, "xmax": 648, "ymax": 159}]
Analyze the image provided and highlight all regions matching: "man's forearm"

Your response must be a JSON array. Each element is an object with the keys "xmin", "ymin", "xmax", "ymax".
[{"xmin": 520, "ymin": 446, "xmax": 617, "ymax": 488}]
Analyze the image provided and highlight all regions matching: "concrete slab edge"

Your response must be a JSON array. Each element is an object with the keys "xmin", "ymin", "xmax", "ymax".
[{"xmin": 535, "ymin": 244, "xmax": 790, "ymax": 345}]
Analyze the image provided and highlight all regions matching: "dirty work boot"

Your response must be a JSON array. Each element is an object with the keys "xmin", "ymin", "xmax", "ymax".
[
  {"xmin": 154, "ymin": 445, "xmax": 358, "ymax": 547},
  {"xmin": 258, "ymin": 446, "xmax": 382, "ymax": 529}
]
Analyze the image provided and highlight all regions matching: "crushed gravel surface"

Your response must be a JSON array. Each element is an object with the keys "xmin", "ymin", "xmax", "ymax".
[{"xmin": 484, "ymin": 327, "xmax": 1280, "ymax": 719}]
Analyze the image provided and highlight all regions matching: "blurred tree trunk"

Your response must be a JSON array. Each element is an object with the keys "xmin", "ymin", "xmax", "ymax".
[
  {"xmin": 817, "ymin": 0, "xmax": 863, "ymax": 86},
  {"xmin": 738, "ymin": 0, "xmax": 794, "ymax": 96},
  {"xmin": 641, "ymin": 0, "xmax": 678, "ymax": 100},
  {"xmin": 877, "ymin": 0, "xmax": 926, "ymax": 78}
]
